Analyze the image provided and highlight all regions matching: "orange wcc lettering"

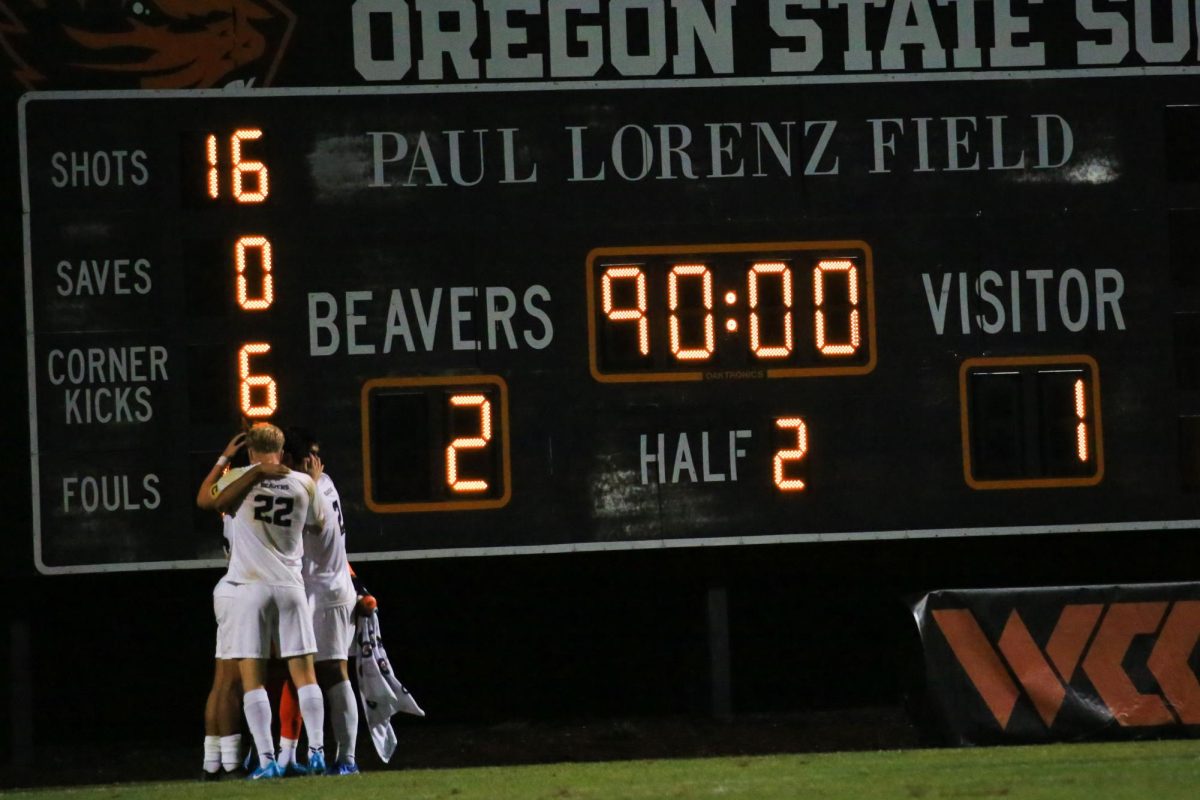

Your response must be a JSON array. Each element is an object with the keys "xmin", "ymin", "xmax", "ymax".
[
  {"xmin": 997, "ymin": 605, "xmax": 1101, "ymax": 727},
  {"xmin": 934, "ymin": 601, "xmax": 1200, "ymax": 730},
  {"xmin": 932, "ymin": 605, "xmax": 1100, "ymax": 728},
  {"xmin": 930, "ymin": 609, "xmax": 1022, "ymax": 728},
  {"xmin": 1081, "ymin": 602, "xmax": 1174, "ymax": 727},
  {"xmin": 1147, "ymin": 600, "xmax": 1200, "ymax": 724}
]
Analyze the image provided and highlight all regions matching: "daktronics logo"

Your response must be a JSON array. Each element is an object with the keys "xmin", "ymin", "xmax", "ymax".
[{"xmin": 933, "ymin": 601, "xmax": 1200, "ymax": 730}]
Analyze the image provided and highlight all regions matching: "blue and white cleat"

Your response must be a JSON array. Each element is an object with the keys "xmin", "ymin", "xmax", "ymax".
[
  {"xmin": 306, "ymin": 750, "xmax": 327, "ymax": 776},
  {"xmin": 247, "ymin": 760, "xmax": 285, "ymax": 780},
  {"xmin": 329, "ymin": 761, "xmax": 361, "ymax": 776}
]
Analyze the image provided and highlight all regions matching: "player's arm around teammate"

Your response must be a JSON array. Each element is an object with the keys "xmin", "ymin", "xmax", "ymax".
[
  {"xmin": 198, "ymin": 431, "xmax": 249, "ymax": 779},
  {"xmin": 214, "ymin": 422, "xmax": 329, "ymax": 779},
  {"xmin": 208, "ymin": 462, "xmax": 290, "ymax": 513},
  {"xmin": 196, "ymin": 431, "xmax": 243, "ymax": 512}
]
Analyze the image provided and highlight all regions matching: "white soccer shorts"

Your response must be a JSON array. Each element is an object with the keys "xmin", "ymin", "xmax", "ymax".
[
  {"xmin": 312, "ymin": 602, "xmax": 356, "ymax": 661},
  {"xmin": 225, "ymin": 582, "xmax": 317, "ymax": 659},
  {"xmin": 213, "ymin": 579, "xmax": 238, "ymax": 659},
  {"xmin": 213, "ymin": 598, "xmax": 235, "ymax": 658}
]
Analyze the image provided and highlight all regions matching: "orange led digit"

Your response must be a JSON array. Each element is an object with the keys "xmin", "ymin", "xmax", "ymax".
[
  {"xmin": 446, "ymin": 393, "xmax": 492, "ymax": 494},
  {"xmin": 668, "ymin": 264, "xmax": 714, "ymax": 361},
  {"xmin": 231, "ymin": 128, "xmax": 269, "ymax": 204},
  {"xmin": 601, "ymin": 266, "xmax": 649, "ymax": 356},
  {"xmin": 238, "ymin": 343, "xmax": 277, "ymax": 418},
  {"xmin": 813, "ymin": 259, "xmax": 861, "ymax": 357},
  {"xmin": 1075, "ymin": 378, "xmax": 1089, "ymax": 463},
  {"xmin": 235, "ymin": 236, "xmax": 273, "ymax": 311},
  {"xmin": 773, "ymin": 417, "xmax": 808, "ymax": 491},
  {"xmin": 749, "ymin": 261, "xmax": 793, "ymax": 359},
  {"xmin": 205, "ymin": 134, "xmax": 219, "ymax": 199}
]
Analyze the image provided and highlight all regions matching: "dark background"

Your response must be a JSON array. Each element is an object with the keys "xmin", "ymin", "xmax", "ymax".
[
  {"xmin": 3, "ymin": 532, "xmax": 1195, "ymax": 774},
  {"xmin": 4, "ymin": 0, "xmax": 1200, "ymax": 785}
]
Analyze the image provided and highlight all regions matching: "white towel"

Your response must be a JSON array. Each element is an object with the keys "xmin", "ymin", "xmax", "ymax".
[{"xmin": 354, "ymin": 612, "xmax": 425, "ymax": 762}]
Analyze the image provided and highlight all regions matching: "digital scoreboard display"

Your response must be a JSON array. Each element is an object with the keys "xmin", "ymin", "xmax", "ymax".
[{"xmin": 19, "ymin": 78, "xmax": 1200, "ymax": 573}]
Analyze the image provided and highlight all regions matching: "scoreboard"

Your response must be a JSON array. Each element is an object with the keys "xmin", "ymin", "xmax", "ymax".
[{"xmin": 19, "ymin": 75, "xmax": 1200, "ymax": 574}]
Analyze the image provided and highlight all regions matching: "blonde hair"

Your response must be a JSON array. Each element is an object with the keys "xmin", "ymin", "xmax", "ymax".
[{"xmin": 246, "ymin": 422, "xmax": 285, "ymax": 454}]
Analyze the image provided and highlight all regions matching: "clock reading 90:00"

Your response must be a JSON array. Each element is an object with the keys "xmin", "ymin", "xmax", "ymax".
[{"xmin": 587, "ymin": 242, "xmax": 876, "ymax": 382}]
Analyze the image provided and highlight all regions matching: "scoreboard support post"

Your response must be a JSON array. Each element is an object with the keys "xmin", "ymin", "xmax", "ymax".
[
  {"xmin": 7, "ymin": 618, "xmax": 33, "ymax": 769},
  {"xmin": 707, "ymin": 585, "xmax": 732, "ymax": 720}
]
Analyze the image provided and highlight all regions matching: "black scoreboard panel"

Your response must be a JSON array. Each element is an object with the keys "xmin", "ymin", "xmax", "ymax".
[{"xmin": 19, "ymin": 78, "xmax": 1200, "ymax": 573}]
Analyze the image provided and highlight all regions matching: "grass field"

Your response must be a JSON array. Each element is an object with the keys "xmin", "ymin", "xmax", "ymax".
[{"xmin": 1, "ymin": 740, "xmax": 1196, "ymax": 800}]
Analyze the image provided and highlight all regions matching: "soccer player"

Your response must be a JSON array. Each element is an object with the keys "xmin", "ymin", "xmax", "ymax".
[
  {"xmin": 285, "ymin": 428, "xmax": 362, "ymax": 775},
  {"xmin": 274, "ymin": 675, "xmax": 305, "ymax": 774},
  {"xmin": 211, "ymin": 422, "xmax": 329, "ymax": 779},
  {"xmin": 194, "ymin": 431, "xmax": 249, "ymax": 779}
]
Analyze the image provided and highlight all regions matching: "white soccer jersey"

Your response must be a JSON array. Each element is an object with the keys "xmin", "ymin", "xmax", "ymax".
[
  {"xmin": 217, "ymin": 464, "xmax": 324, "ymax": 588},
  {"xmin": 213, "ymin": 514, "xmax": 237, "ymax": 599},
  {"xmin": 303, "ymin": 472, "xmax": 356, "ymax": 608}
]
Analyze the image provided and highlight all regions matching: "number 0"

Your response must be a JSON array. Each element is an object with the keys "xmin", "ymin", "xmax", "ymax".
[
  {"xmin": 668, "ymin": 264, "xmax": 714, "ymax": 361},
  {"xmin": 235, "ymin": 236, "xmax": 273, "ymax": 311},
  {"xmin": 813, "ymin": 259, "xmax": 861, "ymax": 357}
]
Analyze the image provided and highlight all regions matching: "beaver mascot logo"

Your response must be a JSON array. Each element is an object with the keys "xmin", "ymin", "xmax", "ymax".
[{"xmin": 0, "ymin": 0, "xmax": 295, "ymax": 89}]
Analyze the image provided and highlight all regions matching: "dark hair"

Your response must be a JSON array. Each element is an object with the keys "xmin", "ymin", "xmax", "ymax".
[{"xmin": 282, "ymin": 426, "xmax": 319, "ymax": 462}]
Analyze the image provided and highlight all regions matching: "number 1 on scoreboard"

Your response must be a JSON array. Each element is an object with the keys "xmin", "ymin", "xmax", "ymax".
[{"xmin": 960, "ymin": 355, "xmax": 1104, "ymax": 489}]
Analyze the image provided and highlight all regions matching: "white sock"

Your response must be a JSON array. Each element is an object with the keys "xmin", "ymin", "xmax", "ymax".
[
  {"xmin": 219, "ymin": 734, "xmax": 243, "ymax": 772},
  {"xmin": 297, "ymin": 683, "xmax": 326, "ymax": 754},
  {"xmin": 242, "ymin": 687, "xmax": 276, "ymax": 768},
  {"xmin": 203, "ymin": 735, "xmax": 221, "ymax": 773},
  {"xmin": 327, "ymin": 680, "xmax": 359, "ymax": 764},
  {"xmin": 278, "ymin": 737, "xmax": 298, "ymax": 769}
]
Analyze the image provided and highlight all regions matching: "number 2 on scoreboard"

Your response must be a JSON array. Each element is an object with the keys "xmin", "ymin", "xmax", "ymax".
[
  {"xmin": 773, "ymin": 417, "xmax": 808, "ymax": 492},
  {"xmin": 361, "ymin": 376, "xmax": 512, "ymax": 513}
]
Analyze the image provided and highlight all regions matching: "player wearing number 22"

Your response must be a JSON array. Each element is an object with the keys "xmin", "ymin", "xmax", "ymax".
[{"xmin": 211, "ymin": 422, "xmax": 328, "ymax": 779}]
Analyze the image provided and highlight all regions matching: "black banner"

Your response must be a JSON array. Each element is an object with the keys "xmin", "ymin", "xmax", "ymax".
[{"xmin": 911, "ymin": 583, "xmax": 1200, "ymax": 745}]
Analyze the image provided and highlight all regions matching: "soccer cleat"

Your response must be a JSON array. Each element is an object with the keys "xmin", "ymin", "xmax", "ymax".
[
  {"xmin": 247, "ymin": 760, "xmax": 284, "ymax": 780},
  {"xmin": 283, "ymin": 760, "xmax": 309, "ymax": 777},
  {"xmin": 200, "ymin": 769, "xmax": 222, "ymax": 782},
  {"xmin": 329, "ymin": 761, "xmax": 361, "ymax": 776},
  {"xmin": 306, "ymin": 750, "xmax": 327, "ymax": 775}
]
